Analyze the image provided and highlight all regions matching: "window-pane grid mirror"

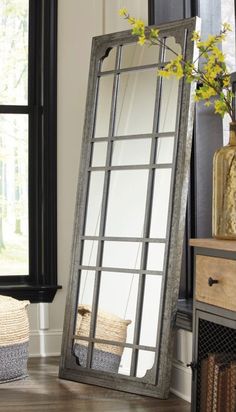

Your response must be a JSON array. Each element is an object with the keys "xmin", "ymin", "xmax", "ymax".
[{"xmin": 60, "ymin": 17, "xmax": 199, "ymax": 398}]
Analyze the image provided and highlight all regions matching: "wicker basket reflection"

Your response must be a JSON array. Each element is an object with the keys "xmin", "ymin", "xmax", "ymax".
[{"xmin": 74, "ymin": 304, "xmax": 131, "ymax": 372}]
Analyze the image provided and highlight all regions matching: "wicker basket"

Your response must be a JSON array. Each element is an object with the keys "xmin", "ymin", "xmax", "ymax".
[
  {"xmin": 0, "ymin": 295, "xmax": 30, "ymax": 383},
  {"xmin": 74, "ymin": 304, "xmax": 131, "ymax": 372}
]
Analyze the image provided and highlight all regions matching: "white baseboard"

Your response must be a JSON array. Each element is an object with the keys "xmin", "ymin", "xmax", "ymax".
[
  {"xmin": 29, "ymin": 329, "xmax": 63, "ymax": 357},
  {"xmin": 170, "ymin": 360, "xmax": 192, "ymax": 403}
]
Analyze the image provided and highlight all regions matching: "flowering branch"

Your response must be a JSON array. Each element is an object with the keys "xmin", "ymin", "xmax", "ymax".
[{"xmin": 119, "ymin": 8, "xmax": 234, "ymax": 120}]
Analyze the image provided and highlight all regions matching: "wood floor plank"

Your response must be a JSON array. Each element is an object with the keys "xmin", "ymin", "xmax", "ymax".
[{"xmin": 0, "ymin": 357, "xmax": 191, "ymax": 411}]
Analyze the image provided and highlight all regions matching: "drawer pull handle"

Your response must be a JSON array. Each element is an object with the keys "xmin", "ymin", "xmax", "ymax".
[{"xmin": 208, "ymin": 277, "xmax": 219, "ymax": 287}]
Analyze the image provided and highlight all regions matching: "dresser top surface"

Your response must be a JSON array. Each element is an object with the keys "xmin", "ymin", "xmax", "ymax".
[{"xmin": 190, "ymin": 238, "xmax": 236, "ymax": 252}]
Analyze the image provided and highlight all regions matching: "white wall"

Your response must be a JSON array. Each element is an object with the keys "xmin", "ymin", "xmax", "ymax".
[
  {"xmin": 28, "ymin": 0, "xmax": 191, "ymax": 402},
  {"xmin": 28, "ymin": 0, "xmax": 104, "ymax": 356}
]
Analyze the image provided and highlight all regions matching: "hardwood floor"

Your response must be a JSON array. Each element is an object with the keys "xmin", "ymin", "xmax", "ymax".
[{"xmin": 0, "ymin": 357, "xmax": 191, "ymax": 411}]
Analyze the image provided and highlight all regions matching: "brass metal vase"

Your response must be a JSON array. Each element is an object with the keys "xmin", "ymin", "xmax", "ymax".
[{"xmin": 212, "ymin": 122, "xmax": 236, "ymax": 239}]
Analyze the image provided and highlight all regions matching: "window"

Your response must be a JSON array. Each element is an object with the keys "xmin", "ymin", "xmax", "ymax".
[{"xmin": 0, "ymin": 0, "xmax": 60, "ymax": 302}]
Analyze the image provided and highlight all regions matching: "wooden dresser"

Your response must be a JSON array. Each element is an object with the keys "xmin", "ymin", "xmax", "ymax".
[{"xmin": 190, "ymin": 239, "xmax": 236, "ymax": 412}]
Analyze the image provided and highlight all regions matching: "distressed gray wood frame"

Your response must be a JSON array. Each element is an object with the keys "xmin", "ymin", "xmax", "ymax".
[{"xmin": 59, "ymin": 16, "xmax": 200, "ymax": 398}]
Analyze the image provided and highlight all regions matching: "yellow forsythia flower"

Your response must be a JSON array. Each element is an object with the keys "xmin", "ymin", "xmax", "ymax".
[
  {"xmin": 157, "ymin": 69, "xmax": 171, "ymax": 78},
  {"xmin": 214, "ymin": 100, "xmax": 227, "ymax": 116},
  {"xmin": 222, "ymin": 22, "xmax": 232, "ymax": 31},
  {"xmin": 138, "ymin": 36, "xmax": 146, "ymax": 45},
  {"xmin": 128, "ymin": 17, "xmax": 136, "ymax": 24},
  {"xmin": 119, "ymin": 8, "xmax": 128, "ymax": 17},
  {"xmin": 191, "ymin": 31, "xmax": 200, "ymax": 41},
  {"xmin": 223, "ymin": 76, "xmax": 231, "ymax": 87},
  {"xmin": 150, "ymin": 28, "xmax": 159, "ymax": 39}
]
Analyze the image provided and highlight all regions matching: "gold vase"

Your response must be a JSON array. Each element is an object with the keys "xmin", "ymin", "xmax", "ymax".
[{"xmin": 212, "ymin": 122, "xmax": 236, "ymax": 239}]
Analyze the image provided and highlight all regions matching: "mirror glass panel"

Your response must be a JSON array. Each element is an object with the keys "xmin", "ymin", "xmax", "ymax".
[
  {"xmin": 164, "ymin": 37, "xmax": 182, "ymax": 61},
  {"xmin": 119, "ymin": 348, "xmax": 132, "ymax": 376},
  {"xmin": 91, "ymin": 142, "xmax": 107, "ymax": 167},
  {"xmin": 105, "ymin": 170, "xmax": 148, "ymax": 237},
  {"xmin": 84, "ymin": 172, "xmax": 104, "ymax": 236},
  {"xmin": 74, "ymin": 270, "xmax": 95, "ymax": 356},
  {"xmin": 115, "ymin": 70, "xmax": 157, "ymax": 136},
  {"xmin": 156, "ymin": 137, "xmax": 175, "ymax": 164},
  {"xmin": 96, "ymin": 271, "xmax": 138, "ymax": 344},
  {"xmin": 77, "ymin": 270, "xmax": 95, "ymax": 307},
  {"xmin": 91, "ymin": 342, "xmax": 131, "ymax": 374},
  {"xmin": 158, "ymin": 77, "xmax": 179, "ymax": 133},
  {"xmin": 136, "ymin": 351, "xmax": 156, "ymax": 378},
  {"xmin": 94, "ymin": 76, "xmax": 114, "ymax": 138},
  {"xmin": 146, "ymin": 243, "xmax": 165, "ymax": 271},
  {"xmin": 74, "ymin": 271, "xmax": 95, "ymax": 367},
  {"xmin": 103, "ymin": 241, "xmax": 142, "ymax": 269},
  {"xmin": 112, "ymin": 138, "xmax": 152, "ymax": 166},
  {"xmin": 121, "ymin": 43, "xmax": 160, "ymax": 68},
  {"xmin": 149, "ymin": 169, "xmax": 172, "ymax": 238},
  {"xmin": 139, "ymin": 275, "xmax": 162, "ymax": 346},
  {"xmin": 81, "ymin": 240, "xmax": 99, "ymax": 267},
  {"xmin": 101, "ymin": 47, "xmax": 116, "ymax": 71}
]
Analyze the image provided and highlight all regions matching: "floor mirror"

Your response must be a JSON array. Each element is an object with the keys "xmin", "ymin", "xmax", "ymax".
[{"xmin": 59, "ymin": 16, "xmax": 199, "ymax": 398}]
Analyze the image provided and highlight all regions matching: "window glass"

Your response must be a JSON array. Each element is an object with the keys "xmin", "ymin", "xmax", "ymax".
[
  {"xmin": 0, "ymin": 114, "xmax": 28, "ymax": 276},
  {"xmin": 0, "ymin": 0, "xmax": 29, "ymax": 105}
]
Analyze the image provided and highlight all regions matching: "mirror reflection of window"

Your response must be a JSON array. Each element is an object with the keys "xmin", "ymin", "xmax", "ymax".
[
  {"xmin": 115, "ymin": 70, "xmax": 157, "ymax": 136},
  {"xmin": 163, "ymin": 36, "xmax": 182, "ymax": 61},
  {"xmin": 139, "ymin": 275, "xmax": 162, "ymax": 347},
  {"xmin": 112, "ymin": 138, "xmax": 152, "ymax": 166},
  {"xmin": 150, "ymin": 169, "xmax": 172, "ymax": 239},
  {"xmin": 156, "ymin": 137, "xmax": 175, "ymax": 164},
  {"xmin": 158, "ymin": 37, "xmax": 181, "ymax": 133},
  {"xmin": 94, "ymin": 76, "xmax": 114, "ymax": 138},
  {"xmin": 158, "ymin": 77, "xmax": 179, "ymax": 133},
  {"xmin": 119, "ymin": 348, "xmax": 133, "ymax": 376},
  {"xmin": 121, "ymin": 43, "xmax": 160, "ymax": 69},
  {"xmin": 102, "ymin": 241, "xmax": 142, "ymax": 269},
  {"xmin": 105, "ymin": 170, "xmax": 149, "ymax": 237},
  {"xmin": 101, "ymin": 47, "xmax": 116, "ymax": 72},
  {"xmin": 82, "ymin": 240, "xmax": 98, "ymax": 267},
  {"xmin": 146, "ymin": 243, "xmax": 165, "ymax": 271},
  {"xmin": 136, "ymin": 351, "xmax": 156, "ymax": 378},
  {"xmin": 91, "ymin": 142, "xmax": 107, "ymax": 167},
  {"xmin": 78, "ymin": 271, "xmax": 95, "ymax": 308},
  {"xmin": 84, "ymin": 172, "xmax": 104, "ymax": 236}
]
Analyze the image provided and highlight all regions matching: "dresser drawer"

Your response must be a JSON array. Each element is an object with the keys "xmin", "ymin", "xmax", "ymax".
[{"xmin": 195, "ymin": 255, "xmax": 236, "ymax": 311}]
